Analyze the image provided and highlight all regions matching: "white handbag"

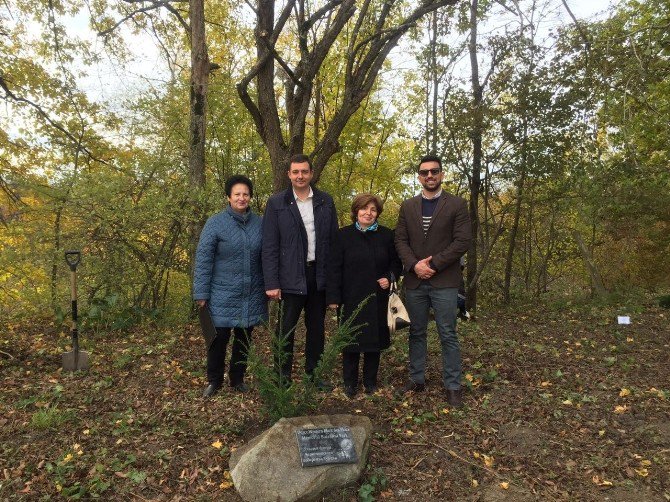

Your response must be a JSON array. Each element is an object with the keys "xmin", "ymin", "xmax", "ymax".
[{"xmin": 387, "ymin": 281, "xmax": 410, "ymax": 335}]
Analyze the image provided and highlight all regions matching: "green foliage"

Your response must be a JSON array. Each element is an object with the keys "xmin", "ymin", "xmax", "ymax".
[
  {"xmin": 246, "ymin": 298, "xmax": 368, "ymax": 422},
  {"xmin": 358, "ymin": 467, "xmax": 388, "ymax": 502},
  {"xmin": 30, "ymin": 407, "xmax": 73, "ymax": 430}
]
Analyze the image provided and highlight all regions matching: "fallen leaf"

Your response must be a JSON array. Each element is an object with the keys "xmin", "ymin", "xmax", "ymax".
[
  {"xmin": 614, "ymin": 405, "xmax": 628, "ymax": 414},
  {"xmin": 471, "ymin": 479, "xmax": 479, "ymax": 487},
  {"xmin": 619, "ymin": 388, "xmax": 631, "ymax": 397},
  {"xmin": 483, "ymin": 454, "xmax": 494, "ymax": 468},
  {"xmin": 592, "ymin": 475, "xmax": 613, "ymax": 486},
  {"xmin": 634, "ymin": 468, "xmax": 649, "ymax": 477},
  {"xmin": 500, "ymin": 482, "xmax": 509, "ymax": 489},
  {"xmin": 211, "ymin": 440, "xmax": 223, "ymax": 449},
  {"xmin": 562, "ymin": 399, "xmax": 573, "ymax": 406}
]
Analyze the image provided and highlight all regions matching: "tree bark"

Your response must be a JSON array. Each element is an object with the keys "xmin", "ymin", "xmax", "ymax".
[
  {"xmin": 572, "ymin": 228, "xmax": 608, "ymax": 297},
  {"xmin": 237, "ymin": 0, "xmax": 460, "ymax": 193},
  {"xmin": 188, "ymin": 0, "xmax": 209, "ymax": 277},
  {"xmin": 466, "ymin": 0, "xmax": 481, "ymax": 311}
]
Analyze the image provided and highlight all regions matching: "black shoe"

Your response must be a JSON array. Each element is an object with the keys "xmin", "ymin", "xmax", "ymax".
[
  {"xmin": 231, "ymin": 382, "xmax": 249, "ymax": 393},
  {"xmin": 364, "ymin": 385, "xmax": 378, "ymax": 395},
  {"xmin": 202, "ymin": 383, "xmax": 221, "ymax": 398},
  {"xmin": 344, "ymin": 386, "xmax": 357, "ymax": 398},
  {"xmin": 446, "ymin": 388, "xmax": 463, "ymax": 408},
  {"xmin": 401, "ymin": 379, "xmax": 425, "ymax": 394}
]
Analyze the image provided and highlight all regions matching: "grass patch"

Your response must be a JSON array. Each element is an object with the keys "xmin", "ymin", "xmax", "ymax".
[{"xmin": 30, "ymin": 407, "xmax": 73, "ymax": 430}]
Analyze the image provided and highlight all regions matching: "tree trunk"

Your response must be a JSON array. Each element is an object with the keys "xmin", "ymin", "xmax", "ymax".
[
  {"xmin": 237, "ymin": 0, "xmax": 460, "ymax": 193},
  {"xmin": 188, "ymin": 0, "xmax": 209, "ymax": 278},
  {"xmin": 429, "ymin": 10, "xmax": 439, "ymax": 155},
  {"xmin": 572, "ymin": 228, "xmax": 607, "ymax": 297},
  {"xmin": 466, "ymin": 0, "xmax": 481, "ymax": 312}
]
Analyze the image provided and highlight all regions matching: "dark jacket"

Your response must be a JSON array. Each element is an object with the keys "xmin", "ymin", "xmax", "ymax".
[
  {"xmin": 326, "ymin": 224, "xmax": 402, "ymax": 352},
  {"xmin": 193, "ymin": 206, "xmax": 268, "ymax": 328},
  {"xmin": 394, "ymin": 192, "xmax": 471, "ymax": 289},
  {"xmin": 262, "ymin": 186, "xmax": 338, "ymax": 295}
]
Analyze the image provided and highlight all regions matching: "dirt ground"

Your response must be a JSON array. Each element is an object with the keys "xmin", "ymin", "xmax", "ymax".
[{"xmin": 1, "ymin": 297, "xmax": 669, "ymax": 500}]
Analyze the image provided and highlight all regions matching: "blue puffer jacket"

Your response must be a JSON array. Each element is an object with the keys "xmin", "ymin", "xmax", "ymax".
[{"xmin": 193, "ymin": 206, "xmax": 268, "ymax": 328}]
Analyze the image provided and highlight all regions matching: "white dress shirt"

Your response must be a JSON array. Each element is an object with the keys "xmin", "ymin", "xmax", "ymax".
[{"xmin": 293, "ymin": 187, "xmax": 316, "ymax": 262}]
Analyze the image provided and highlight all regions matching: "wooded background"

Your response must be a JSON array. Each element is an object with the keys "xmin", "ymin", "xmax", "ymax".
[{"xmin": 2, "ymin": 0, "xmax": 669, "ymax": 326}]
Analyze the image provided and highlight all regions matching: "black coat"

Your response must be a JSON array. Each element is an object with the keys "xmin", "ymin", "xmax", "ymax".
[
  {"xmin": 262, "ymin": 186, "xmax": 338, "ymax": 294},
  {"xmin": 326, "ymin": 224, "xmax": 402, "ymax": 352}
]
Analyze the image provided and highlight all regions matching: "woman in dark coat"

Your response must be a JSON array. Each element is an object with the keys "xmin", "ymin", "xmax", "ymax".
[
  {"xmin": 327, "ymin": 194, "xmax": 402, "ymax": 397},
  {"xmin": 193, "ymin": 175, "xmax": 268, "ymax": 398}
]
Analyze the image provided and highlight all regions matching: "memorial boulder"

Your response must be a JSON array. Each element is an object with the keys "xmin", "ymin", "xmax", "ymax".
[{"xmin": 229, "ymin": 414, "xmax": 373, "ymax": 502}]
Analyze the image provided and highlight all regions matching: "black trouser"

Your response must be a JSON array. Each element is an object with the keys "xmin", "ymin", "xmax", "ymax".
[
  {"xmin": 207, "ymin": 326, "xmax": 253, "ymax": 386},
  {"xmin": 275, "ymin": 263, "xmax": 326, "ymax": 382},
  {"xmin": 342, "ymin": 351, "xmax": 381, "ymax": 390}
]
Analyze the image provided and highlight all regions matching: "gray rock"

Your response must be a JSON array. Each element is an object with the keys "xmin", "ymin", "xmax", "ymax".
[{"xmin": 230, "ymin": 414, "xmax": 373, "ymax": 502}]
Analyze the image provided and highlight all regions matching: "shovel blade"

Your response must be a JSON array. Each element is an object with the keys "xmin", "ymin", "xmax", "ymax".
[{"xmin": 62, "ymin": 350, "xmax": 90, "ymax": 372}]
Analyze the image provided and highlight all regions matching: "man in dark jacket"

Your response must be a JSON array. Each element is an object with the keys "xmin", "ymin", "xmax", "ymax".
[
  {"xmin": 262, "ymin": 154, "xmax": 339, "ymax": 386},
  {"xmin": 395, "ymin": 155, "xmax": 472, "ymax": 407}
]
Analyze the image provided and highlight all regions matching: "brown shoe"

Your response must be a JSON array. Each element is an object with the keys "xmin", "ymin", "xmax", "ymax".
[
  {"xmin": 446, "ymin": 389, "xmax": 463, "ymax": 407},
  {"xmin": 401, "ymin": 379, "xmax": 425, "ymax": 394}
]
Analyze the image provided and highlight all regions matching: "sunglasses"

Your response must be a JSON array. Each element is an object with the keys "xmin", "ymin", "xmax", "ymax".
[{"xmin": 418, "ymin": 168, "xmax": 441, "ymax": 177}]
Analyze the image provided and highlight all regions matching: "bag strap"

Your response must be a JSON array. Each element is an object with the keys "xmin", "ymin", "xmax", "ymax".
[{"xmin": 388, "ymin": 272, "xmax": 396, "ymax": 294}]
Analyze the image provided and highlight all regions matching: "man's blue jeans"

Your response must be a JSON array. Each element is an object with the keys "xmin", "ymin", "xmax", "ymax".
[{"xmin": 404, "ymin": 283, "xmax": 461, "ymax": 390}]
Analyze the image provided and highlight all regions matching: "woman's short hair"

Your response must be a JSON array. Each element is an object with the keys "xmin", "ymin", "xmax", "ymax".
[
  {"xmin": 225, "ymin": 174, "xmax": 253, "ymax": 198},
  {"xmin": 350, "ymin": 193, "xmax": 383, "ymax": 223}
]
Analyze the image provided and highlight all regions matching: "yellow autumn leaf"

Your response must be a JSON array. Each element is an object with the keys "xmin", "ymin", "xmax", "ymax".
[
  {"xmin": 61, "ymin": 453, "xmax": 73, "ymax": 464},
  {"xmin": 500, "ymin": 482, "xmax": 509, "ymax": 489},
  {"xmin": 441, "ymin": 408, "xmax": 450, "ymax": 415},
  {"xmin": 613, "ymin": 405, "xmax": 628, "ymax": 414},
  {"xmin": 640, "ymin": 460, "xmax": 652, "ymax": 466},
  {"xmin": 540, "ymin": 381, "xmax": 551, "ymax": 387},
  {"xmin": 471, "ymin": 479, "xmax": 479, "ymax": 487},
  {"xmin": 626, "ymin": 337, "xmax": 634, "ymax": 342},
  {"xmin": 592, "ymin": 475, "xmax": 613, "ymax": 486},
  {"xmin": 465, "ymin": 373, "xmax": 474, "ymax": 382},
  {"xmin": 211, "ymin": 440, "xmax": 223, "ymax": 449},
  {"xmin": 634, "ymin": 468, "xmax": 649, "ymax": 477},
  {"xmin": 562, "ymin": 399, "xmax": 573, "ymax": 406},
  {"xmin": 220, "ymin": 481, "xmax": 234, "ymax": 489},
  {"xmin": 483, "ymin": 454, "xmax": 494, "ymax": 467},
  {"xmin": 598, "ymin": 430, "xmax": 605, "ymax": 436},
  {"xmin": 619, "ymin": 388, "xmax": 631, "ymax": 397},
  {"xmin": 405, "ymin": 430, "xmax": 414, "ymax": 437},
  {"xmin": 473, "ymin": 452, "xmax": 481, "ymax": 459}
]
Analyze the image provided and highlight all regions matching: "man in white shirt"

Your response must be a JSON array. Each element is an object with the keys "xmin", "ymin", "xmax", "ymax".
[{"xmin": 262, "ymin": 154, "xmax": 339, "ymax": 387}]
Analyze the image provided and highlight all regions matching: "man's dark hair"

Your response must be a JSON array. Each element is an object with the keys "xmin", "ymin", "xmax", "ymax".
[
  {"xmin": 289, "ymin": 153, "xmax": 313, "ymax": 171},
  {"xmin": 225, "ymin": 174, "xmax": 254, "ymax": 198},
  {"xmin": 419, "ymin": 155, "xmax": 442, "ymax": 170}
]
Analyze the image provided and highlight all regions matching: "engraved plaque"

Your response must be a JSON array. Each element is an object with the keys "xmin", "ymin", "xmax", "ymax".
[{"xmin": 296, "ymin": 426, "xmax": 358, "ymax": 467}]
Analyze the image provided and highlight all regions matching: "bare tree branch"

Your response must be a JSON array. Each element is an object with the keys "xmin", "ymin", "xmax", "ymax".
[{"xmin": 0, "ymin": 75, "xmax": 106, "ymax": 164}]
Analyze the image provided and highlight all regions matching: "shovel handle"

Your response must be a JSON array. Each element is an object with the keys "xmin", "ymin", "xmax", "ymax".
[{"xmin": 65, "ymin": 251, "xmax": 81, "ymax": 271}]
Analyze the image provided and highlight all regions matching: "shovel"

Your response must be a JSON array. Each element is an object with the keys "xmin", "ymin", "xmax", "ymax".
[{"xmin": 62, "ymin": 250, "xmax": 90, "ymax": 372}]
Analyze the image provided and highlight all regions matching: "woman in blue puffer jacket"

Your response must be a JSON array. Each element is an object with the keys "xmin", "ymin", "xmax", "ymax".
[{"xmin": 193, "ymin": 175, "xmax": 268, "ymax": 398}]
